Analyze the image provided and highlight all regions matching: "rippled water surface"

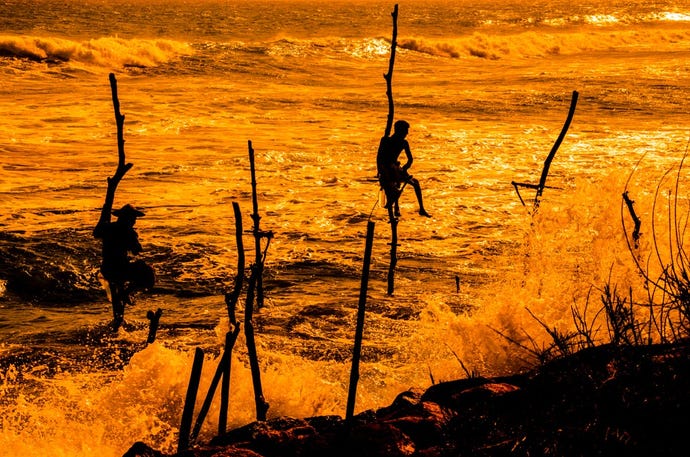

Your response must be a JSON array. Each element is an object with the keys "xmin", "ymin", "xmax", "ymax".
[{"xmin": 1, "ymin": 0, "xmax": 690, "ymax": 455}]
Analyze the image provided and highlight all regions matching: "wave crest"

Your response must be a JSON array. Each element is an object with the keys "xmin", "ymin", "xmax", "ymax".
[
  {"xmin": 398, "ymin": 27, "xmax": 690, "ymax": 60},
  {"xmin": 0, "ymin": 35, "xmax": 192, "ymax": 69}
]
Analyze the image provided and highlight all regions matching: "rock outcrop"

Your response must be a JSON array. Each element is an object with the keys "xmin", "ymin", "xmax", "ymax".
[{"xmin": 125, "ymin": 341, "xmax": 690, "ymax": 457}]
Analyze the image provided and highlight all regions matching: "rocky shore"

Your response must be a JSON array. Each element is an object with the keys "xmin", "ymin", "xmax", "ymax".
[{"xmin": 125, "ymin": 341, "xmax": 690, "ymax": 457}]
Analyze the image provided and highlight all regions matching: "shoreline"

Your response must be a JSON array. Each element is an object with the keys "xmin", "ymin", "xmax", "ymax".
[{"xmin": 124, "ymin": 340, "xmax": 690, "ymax": 457}]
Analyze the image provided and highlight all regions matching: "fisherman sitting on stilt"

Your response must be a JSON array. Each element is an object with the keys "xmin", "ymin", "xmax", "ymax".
[
  {"xmin": 94, "ymin": 203, "xmax": 154, "ymax": 331},
  {"xmin": 377, "ymin": 120, "xmax": 431, "ymax": 218}
]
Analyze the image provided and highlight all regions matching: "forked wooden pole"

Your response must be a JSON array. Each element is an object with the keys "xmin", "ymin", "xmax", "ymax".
[
  {"xmin": 97, "ymin": 73, "xmax": 134, "ymax": 330},
  {"xmin": 512, "ymin": 90, "xmax": 579, "ymax": 212}
]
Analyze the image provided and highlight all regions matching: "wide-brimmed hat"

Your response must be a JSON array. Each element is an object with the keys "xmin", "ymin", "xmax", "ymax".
[{"xmin": 112, "ymin": 204, "xmax": 145, "ymax": 218}]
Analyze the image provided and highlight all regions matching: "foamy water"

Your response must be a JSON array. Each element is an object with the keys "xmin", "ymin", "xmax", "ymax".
[{"xmin": 1, "ymin": 0, "xmax": 690, "ymax": 455}]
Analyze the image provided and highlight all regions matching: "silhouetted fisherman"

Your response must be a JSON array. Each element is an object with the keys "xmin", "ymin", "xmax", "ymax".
[
  {"xmin": 377, "ymin": 120, "xmax": 431, "ymax": 218},
  {"xmin": 94, "ymin": 202, "xmax": 154, "ymax": 331}
]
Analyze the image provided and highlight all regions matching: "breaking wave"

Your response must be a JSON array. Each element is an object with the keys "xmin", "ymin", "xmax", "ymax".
[
  {"xmin": 397, "ymin": 27, "xmax": 690, "ymax": 59},
  {"xmin": 0, "ymin": 35, "xmax": 192, "ymax": 69}
]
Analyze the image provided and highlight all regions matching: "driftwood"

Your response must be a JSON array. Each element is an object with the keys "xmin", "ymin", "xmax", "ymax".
[
  {"xmin": 512, "ymin": 90, "xmax": 579, "ymax": 211},
  {"xmin": 178, "ymin": 348, "xmax": 204, "ymax": 452},
  {"xmin": 346, "ymin": 221, "xmax": 376, "ymax": 421}
]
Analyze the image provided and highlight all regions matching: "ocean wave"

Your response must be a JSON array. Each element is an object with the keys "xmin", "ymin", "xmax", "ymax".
[
  {"xmin": 0, "ymin": 35, "xmax": 192, "ymax": 69},
  {"xmin": 397, "ymin": 27, "xmax": 690, "ymax": 60}
]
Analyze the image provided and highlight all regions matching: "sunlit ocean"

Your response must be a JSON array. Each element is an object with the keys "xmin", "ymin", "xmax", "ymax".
[{"xmin": 1, "ymin": 0, "xmax": 690, "ymax": 455}]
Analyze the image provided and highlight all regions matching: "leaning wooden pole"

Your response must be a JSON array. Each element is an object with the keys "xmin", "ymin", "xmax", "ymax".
[
  {"xmin": 533, "ymin": 90, "xmax": 579, "ymax": 210},
  {"xmin": 346, "ymin": 220, "xmax": 376, "ymax": 421},
  {"xmin": 218, "ymin": 328, "xmax": 239, "ymax": 434},
  {"xmin": 189, "ymin": 202, "xmax": 246, "ymax": 442},
  {"xmin": 189, "ymin": 326, "xmax": 241, "ymax": 443},
  {"xmin": 510, "ymin": 90, "xmax": 578, "ymax": 212},
  {"xmin": 178, "ymin": 348, "xmax": 204, "ymax": 453},
  {"xmin": 244, "ymin": 266, "xmax": 269, "ymax": 421}
]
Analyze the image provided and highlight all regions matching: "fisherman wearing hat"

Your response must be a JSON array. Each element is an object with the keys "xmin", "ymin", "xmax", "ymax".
[{"xmin": 94, "ymin": 202, "xmax": 154, "ymax": 330}]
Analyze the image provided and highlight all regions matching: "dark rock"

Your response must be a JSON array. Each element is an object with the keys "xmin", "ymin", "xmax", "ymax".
[{"xmin": 126, "ymin": 342, "xmax": 690, "ymax": 457}]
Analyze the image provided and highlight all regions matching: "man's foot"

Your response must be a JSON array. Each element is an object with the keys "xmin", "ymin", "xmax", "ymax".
[{"xmin": 419, "ymin": 209, "xmax": 431, "ymax": 217}]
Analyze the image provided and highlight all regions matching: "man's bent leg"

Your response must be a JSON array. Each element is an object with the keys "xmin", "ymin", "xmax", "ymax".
[{"xmin": 411, "ymin": 179, "xmax": 431, "ymax": 217}]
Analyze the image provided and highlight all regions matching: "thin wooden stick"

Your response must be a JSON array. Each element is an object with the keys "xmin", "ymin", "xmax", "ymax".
[
  {"xmin": 533, "ymin": 90, "xmax": 579, "ymax": 209},
  {"xmin": 188, "ymin": 327, "xmax": 241, "ymax": 443},
  {"xmin": 383, "ymin": 4, "xmax": 399, "ymax": 138},
  {"xmin": 178, "ymin": 348, "xmax": 204, "ymax": 452},
  {"xmin": 623, "ymin": 191, "xmax": 642, "ymax": 248},
  {"xmin": 248, "ymin": 141, "xmax": 268, "ymax": 309},
  {"xmin": 244, "ymin": 266, "xmax": 269, "ymax": 421},
  {"xmin": 218, "ymin": 328, "xmax": 239, "ymax": 435},
  {"xmin": 387, "ymin": 206, "xmax": 398, "ymax": 295},
  {"xmin": 146, "ymin": 308, "xmax": 162, "ymax": 344},
  {"xmin": 106, "ymin": 73, "xmax": 133, "ymax": 193},
  {"xmin": 225, "ymin": 202, "xmax": 245, "ymax": 325},
  {"xmin": 346, "ymin": 221, "xmax": 376, "ymax": 421}
]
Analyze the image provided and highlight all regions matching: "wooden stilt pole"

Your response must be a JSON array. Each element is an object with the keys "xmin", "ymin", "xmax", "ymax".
[
  {"xmin": 248, "ymin": 141, "xmax": 269, "ymax": 309},
  {"xmin": 96, "ymin": 73, "xmax": 134, "ymax": 331},
  {"xmin": 387, "ymin": 207, "xmax": 398, "ymax": 295},
  {"xmin": 346, "ymin": 221, "xmax": 376, "ymax": 420},
  {"xmin": 244, "ymin": 265, "xmax": 269, "ymax": 421},
  {"xmin": 383, "ymin": 5, "xmax": 400, "ymax": 295},
  {"xmin": 188, "ymin": 201, "xmax": 245, "ymax": 443},
  {"xmin": 146, "ymin": 308, "xmax": 162, "ymax": 344},
  {"xmin": 178, "ymin": 348, "xmax": 204, "ymax": 452},
  {"xmin": 511, "ymin": 90, "xmax": 579, "ymax": 211}
]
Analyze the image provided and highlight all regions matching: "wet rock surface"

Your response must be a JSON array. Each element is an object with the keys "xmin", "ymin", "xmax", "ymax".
[{"xmin": 125, "ymin": 342, "xmax": 690, "ymax": 457}]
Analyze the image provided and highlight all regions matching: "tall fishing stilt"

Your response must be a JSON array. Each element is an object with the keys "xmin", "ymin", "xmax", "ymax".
[
  {"xmin": 97, "ymin": 73, "xmax": 134, "ymax": 331},
  {"xmin": 383, "ymin": 4, "xmax": 400, "ymax": 295},
  {"xmin": 245, "ymin": 141, "xmax": 271, "ymax": 421}
]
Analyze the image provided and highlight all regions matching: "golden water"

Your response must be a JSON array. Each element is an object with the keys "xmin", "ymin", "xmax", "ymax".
[{"xmin": 1, "ymin": 0, "xmax": 690, "ymax": 455}]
